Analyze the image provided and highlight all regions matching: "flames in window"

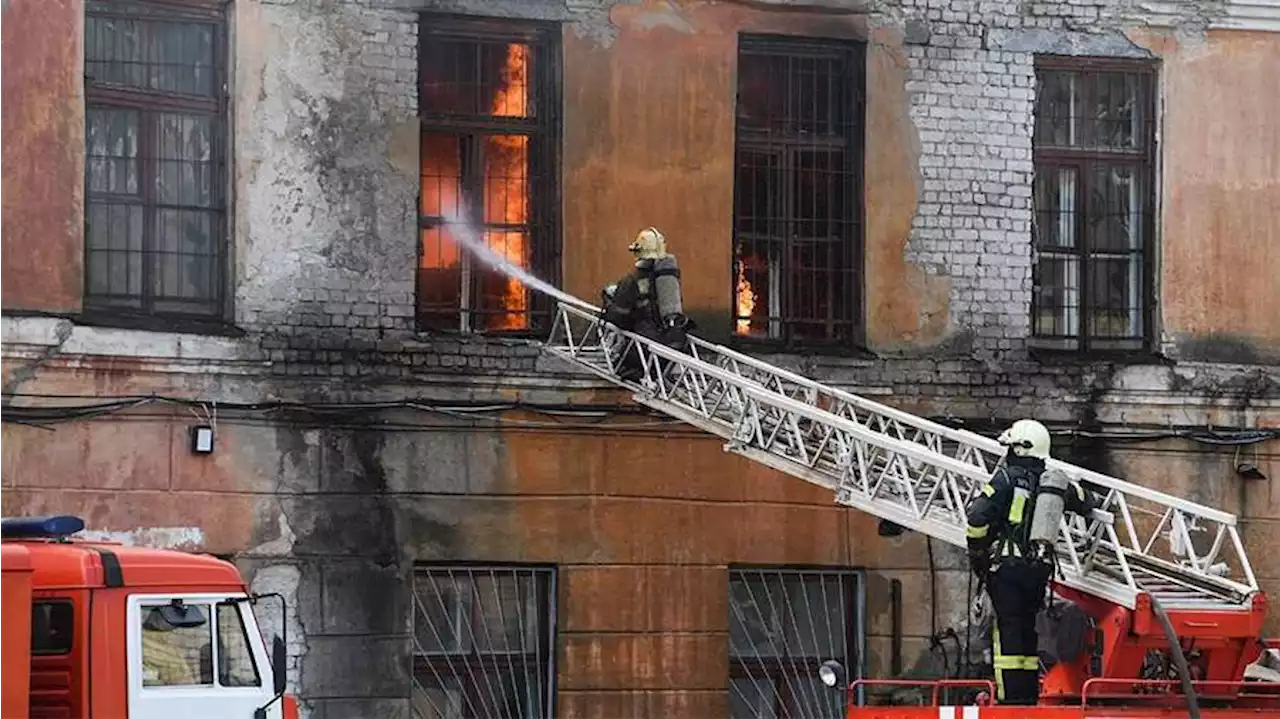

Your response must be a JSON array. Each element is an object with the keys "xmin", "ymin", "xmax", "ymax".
[
  {"xmin": 736, "ymin": 256, "xmax": 757, "ymax": 335},
  {"xmin": 419, "ymin": 41, "xmax": 532, "ymax": 332},
  {"xmin": 482, "ymin": 44, "xmax": 530, "ymax": 330}
]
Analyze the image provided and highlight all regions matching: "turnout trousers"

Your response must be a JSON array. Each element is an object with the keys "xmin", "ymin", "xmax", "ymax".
[{"xmin": 986, "ymin": 559, "xmax": 1052, "ymax": 705}]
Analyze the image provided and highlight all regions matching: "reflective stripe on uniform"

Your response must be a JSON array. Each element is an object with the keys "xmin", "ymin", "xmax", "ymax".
[
  {"xmin": 991, "ymin": 625, "xmax": 1039, "ymax": 701},
  {"xmin": 967, "ymin": 524, "xmax": 989, "ymax": 539},
  {"xmin": 981, "ymin": 483, "xmax": 996, "ymax": 497},
  {"xmin": 1008, "ymin": 487, "xmax": 1029, "ymax": 524}
]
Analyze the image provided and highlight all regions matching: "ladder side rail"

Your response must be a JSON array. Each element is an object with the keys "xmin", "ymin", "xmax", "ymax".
[
  {"xmin": 686, "ymin": 325, "xmax": 1259, "ymax": 593},
  {"xmin": 689, "ymin": 337, "xmax": 1240, "ymax": 528},
  {"xmin": 545, "ymin": 302, "xmax": 1255, "ymax": 608}
]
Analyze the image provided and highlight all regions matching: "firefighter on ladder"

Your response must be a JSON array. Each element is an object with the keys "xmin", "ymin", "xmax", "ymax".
[
  {"xmin": 600, "ymin": 227, "xmax": 693, "ymax": 381},
  {"xmin": 965, "ymin": 419, "xmax": 1098, "ymax": 705}
]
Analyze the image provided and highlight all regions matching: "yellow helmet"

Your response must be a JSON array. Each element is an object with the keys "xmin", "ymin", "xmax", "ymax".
[{"xmin": 628, "ymin": 227, "xmax": 667, "ymax": 259}]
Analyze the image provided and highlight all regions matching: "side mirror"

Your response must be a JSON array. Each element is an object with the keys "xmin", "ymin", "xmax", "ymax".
[{"xmin": 272, "ymin": 635, "xmax": 287, "ymax": 696}]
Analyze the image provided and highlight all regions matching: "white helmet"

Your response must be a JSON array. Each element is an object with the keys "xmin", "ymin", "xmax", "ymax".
[
  {"xmin": 998, "ymin": 419, "xmax": 1051, "ymax": 460},
  {"xmin": 628, "ymin": 227, "xmax": 667, "ymax": 259}
]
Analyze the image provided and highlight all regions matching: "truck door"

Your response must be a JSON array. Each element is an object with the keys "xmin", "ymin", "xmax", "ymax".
[{"xmin": 125, "ymin": 593, "xmax": 277, "ymax": 719}]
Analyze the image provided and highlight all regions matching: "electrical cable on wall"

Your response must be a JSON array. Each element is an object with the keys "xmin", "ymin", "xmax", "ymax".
[{"xmin": 3, "ymin": 392, "xmax": 1279, "ymax": 449}]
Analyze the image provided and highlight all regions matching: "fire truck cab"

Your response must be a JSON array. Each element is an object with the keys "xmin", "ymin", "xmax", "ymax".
[{"xmin": 1, "ymin": 515, "xmax": 299, "ymax": 719}]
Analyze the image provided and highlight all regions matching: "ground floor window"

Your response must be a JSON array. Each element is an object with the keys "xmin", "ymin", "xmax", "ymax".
[
  {"xmin": 729, "ymin": 567, "xmax": 864, "ymax": 719},
  {"xmin": 411, "ymin": 565, "xmax": 557, "ymax": 719}
]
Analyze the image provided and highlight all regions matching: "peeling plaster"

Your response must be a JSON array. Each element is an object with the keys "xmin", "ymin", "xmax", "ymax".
[
  {"xmin": 250, "ymin": 563, "xmax": 312, "ymax": 719},
  {"xmin": 1, "ymin": 318, "xmax": 73, "ymax": 395},
  {"xmin": 78, "ymin": 526, "xmax": 207, "ymax": 550},
  {"xmin": 247, "ymin": 511, "xmax": 298, "ymax": 556}
]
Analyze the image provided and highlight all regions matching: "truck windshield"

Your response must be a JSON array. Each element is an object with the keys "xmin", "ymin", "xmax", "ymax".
[{"xmin": 139, "ymin": 600, "xmax": 261, "ymax": 689}]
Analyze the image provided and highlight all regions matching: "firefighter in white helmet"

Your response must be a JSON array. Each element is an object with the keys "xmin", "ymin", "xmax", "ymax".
[{"xmin": 964, "ymin": 419, "xmax": 1098, "ymax": 705}]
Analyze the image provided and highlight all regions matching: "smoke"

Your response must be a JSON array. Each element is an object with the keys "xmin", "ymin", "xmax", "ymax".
[{"xmin": 442, "ymin": 210, "xmax": 597, "ymax": 312}]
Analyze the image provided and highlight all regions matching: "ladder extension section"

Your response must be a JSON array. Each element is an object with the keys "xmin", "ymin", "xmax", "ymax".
[{"xmin": 544, "ymin": 300, "xmax": 1260, "ymax": 613}]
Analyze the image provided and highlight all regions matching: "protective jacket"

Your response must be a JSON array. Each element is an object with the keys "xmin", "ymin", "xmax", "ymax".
[
  {"xmin": 602, "ymin": 255, "xmax": 691, "ymax": 348},
  {"xmin": 965, "ymin": 456, "xmax": 1095, "ymax": 567}
]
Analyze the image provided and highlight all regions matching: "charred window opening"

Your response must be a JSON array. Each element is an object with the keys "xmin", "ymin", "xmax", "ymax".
[
  {"xmin": 417, "ymin": 20, "xmax": 561, "ymax": 335},
  {"xmin": 728, "ymin": 567, "xmax": 862, "ymax": 718},
  {"xmin": 1032, "ymin": 58, "xmax": 1157, "ymax": 353},
  {"xmin": 410, "ymin": 565, "xmax": 557, "ymax": 719},
  {"xmin": 82, "ymin": 0, "xmax": 228, "ymax": 322},
  {"xmin": 732, "ymin": 35, "xmax": 865, "ymax": 349}
]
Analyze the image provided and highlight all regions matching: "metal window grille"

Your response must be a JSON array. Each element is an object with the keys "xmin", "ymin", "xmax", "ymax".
[
  {"xmin": 729, "ymin": 567, "xmax": 863, "ymax": 719},
  {"xmin": 83, "ymin": 0, "xmax": 228, "ymax": 320},
  {"xmin": 417, "ymin": 19, "xmax": 561, "ymax": 336},
  {"xmin": 1031, "ymin": 57, "xmax": 1158, "ymax": 352},
  {"xmin": 732, "ymin": 35, "xmax": 866, "ymax": 349},
  {"xmin": 411, "ymin": 566, "xmax": 557, "ymax": 719}
]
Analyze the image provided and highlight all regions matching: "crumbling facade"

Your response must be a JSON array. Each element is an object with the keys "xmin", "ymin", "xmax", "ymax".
[{"xmin": 2, "ymin": 0, "xmax": 1278, "ymax": 717}]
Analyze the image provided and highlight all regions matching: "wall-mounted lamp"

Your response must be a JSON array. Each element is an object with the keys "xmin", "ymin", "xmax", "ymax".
[
  {"xmin": 190, "ymin": 425, "xmax": 215, "ymax": 455},
  {"xmin": 1233, "ymin": 445, "xmax": 1267, "ymax": 481},
  {"xmin": 1236, "ymin": 462, "xmax": 1267, "ymax": 481}
]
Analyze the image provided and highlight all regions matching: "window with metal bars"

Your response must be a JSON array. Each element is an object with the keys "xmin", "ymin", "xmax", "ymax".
[
  {"xmin": 82, "ymin": 0, "xmax": 228, "ymax": 323},
  {"xmin": 411, "ymin": 565, "xmax": 557, "ymax": 719},
  {"xmin": 731, "ymin": 35, "xmax": 866, "ymax": 349},
  {"xmin": 417, "ymin": 18, "xmax": 561, "ymax": 335},
  {"xmin": 1031, "ymin": 57, "xmax": 1158, "ymax": 353},
  {"xmin": 729, "ymin": 567, "xmax": 863, "ymax": 719}
]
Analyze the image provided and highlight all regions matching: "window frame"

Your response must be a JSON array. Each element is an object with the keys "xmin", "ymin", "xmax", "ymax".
[
  {"xmin": 410, "ymin": 563, "xmax": 558, "ymax": 719},
  {"xmin": 1030, "ymin": 55, "xmax": 1159, "ymax": 355},
  {"xmin": 31, "ymin": 599, "xmax": 76, "ymax": 656},
  {"xmin": 81, "ymin": 0, "xmax": 233, "ymax": 331},
  {"xmin": 727, "ymin": 565, "xmax": 865, "ymax": 718},
  {"xmin": 730, "ymin": 33, "xmax": 867, "ymax": 353},
  {"xmin": 415, "ymin": 16, "xmax": 563, "ymax": 338}
]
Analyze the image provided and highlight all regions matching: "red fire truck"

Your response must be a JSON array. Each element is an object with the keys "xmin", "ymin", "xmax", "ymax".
[{"xmin": 1, "ymin": 515, "xmax": 300, "ymax": 719}]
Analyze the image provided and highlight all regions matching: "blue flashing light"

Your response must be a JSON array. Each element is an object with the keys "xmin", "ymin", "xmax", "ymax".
[{"xmin": 1, "ymin": 515, "xmax": 87, "ymax": 539}]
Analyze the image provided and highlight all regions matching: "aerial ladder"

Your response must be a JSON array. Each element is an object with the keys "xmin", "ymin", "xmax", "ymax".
[{"xmin": 541, "ymin": 294, "xmax": 1280, "ymax": 717}]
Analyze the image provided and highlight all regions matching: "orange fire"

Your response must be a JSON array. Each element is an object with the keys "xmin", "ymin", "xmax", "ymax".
[
  {"xmin": 735, "ymin": 254, "xmax": 757, "ymax": 335},
  {"xmin": 419, "ymin": 42, "xmax": 532, "ymax": 331},
  {"xmin": 483, "ymin": 43, "xmax": 530, "ymax": 330}
]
